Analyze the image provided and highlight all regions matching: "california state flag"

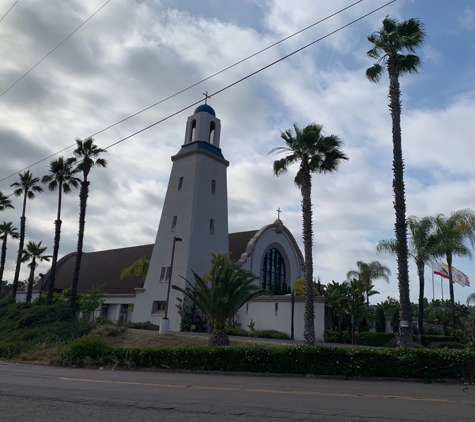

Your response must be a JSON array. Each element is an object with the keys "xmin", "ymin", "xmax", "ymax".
[{"xmin": 431, "ymin": 261, "xmax": 470, "ymax": 287}]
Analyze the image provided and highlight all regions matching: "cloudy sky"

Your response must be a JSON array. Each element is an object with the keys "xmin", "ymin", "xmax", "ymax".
[{"xmin": 1, "ymin": 0, "xmax": 474, "ymax": 305}]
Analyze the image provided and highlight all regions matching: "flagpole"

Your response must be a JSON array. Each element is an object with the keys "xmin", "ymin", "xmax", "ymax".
[
  {"xmin": 441, "ymin": 276, "xmax": 444, "ymax": 300},
  {"xmin": 432, "ymin": 262, "xmax": 435, "ymax": 301}
]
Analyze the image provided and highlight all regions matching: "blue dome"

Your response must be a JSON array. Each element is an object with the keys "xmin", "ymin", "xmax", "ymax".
[{"xmin": 194, "ymin": 104, "xmax": 216, "ymax": 116}]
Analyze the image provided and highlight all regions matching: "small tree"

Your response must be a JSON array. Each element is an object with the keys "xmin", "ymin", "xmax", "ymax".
[
  {"xmin": 0, "ymin": 222, "xmax": 19, "ymax": 284},
  {"xmin": 20, "ymin": 241, "xmax": 51, "ymax": 303},
  {"xmin": 81, "ymin": 284, "xmax": 105, "ymax": 321},
  {"xmin": 173, "ymin": 253, "xmax": 272, "ymax": 346}
]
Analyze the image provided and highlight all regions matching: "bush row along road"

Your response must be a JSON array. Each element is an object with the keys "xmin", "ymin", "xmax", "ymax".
[{"xmin": 1, "ymin": 361, "xmax": 474, "ymax": 421}]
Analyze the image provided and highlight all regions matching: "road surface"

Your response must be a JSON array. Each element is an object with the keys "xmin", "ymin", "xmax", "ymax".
[{"xmin": 1, "ymin": 361, "xmax": 474, "ymax": 421}]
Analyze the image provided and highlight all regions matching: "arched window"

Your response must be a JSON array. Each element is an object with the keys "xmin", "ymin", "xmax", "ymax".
[
  {"xmin": 189, "ymin": 120, "xmax": 196, "ymax": 143},
  {"xmin": 261, "ymin": 248, "xmax": 287, "ymax": 294},
  {"xmin": 209, "ymin": 121, "xmax": 215, "ymax": 145}
]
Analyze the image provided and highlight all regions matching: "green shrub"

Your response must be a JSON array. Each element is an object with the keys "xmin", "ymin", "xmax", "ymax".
[
  {"xmin": 74, "ymin": 345, "xmax": 475, "ymax": 381},
  {"xmin": 225, "ymin": 327, "xmax": 250, "ymax": 337},
  {"xmin": 124, "ymin": 321, "xmax": 160, "ymax": 331},
  {"xmin": 324, "ymin": 329, "xmax": 351, "ymax": 344},
  {"xmin": 427, "ymin": 341, "xmax": 465, "ymax": 350},
  {"xmin": 67, "ymin": 334, "xmax": 112, "ymax": 366},
  {"xmin": 254, "ymin": 330, "xmax": 290, "ymax": 340},
  {"xmin": 420, "ymin": 335, "xmax": 452, "ymax": 346},
  {"xmin": 357, "ymin": 332, "xmax": 396, "ymax": 347}
]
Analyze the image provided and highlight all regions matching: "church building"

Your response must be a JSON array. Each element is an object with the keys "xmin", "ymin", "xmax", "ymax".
[{"xmin": 25, "ymin": 104, "xmax": 325, "ymax": 341}]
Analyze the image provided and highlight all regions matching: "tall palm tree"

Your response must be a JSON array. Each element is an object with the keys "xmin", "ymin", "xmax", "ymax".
[
  {"xmin": 120, "ymin": 257, "xmax": 150, "ymax": 288},
  {"xmin": 377, "ymin": 216, "xmax": 438, "ymax": 344},
  {"xmin": 10, "ymin": 170, "xmax": 43, "ymax": 299},
  {"xmin": 0, "ymin": 222, "xmax": 19, "ymax": 283},
  {"xmin": 366, "ymin": 16, "xmax": 426, "ymax": 348},
  {"xmin": 42, "ymin": 157, "xmax": 80, "ymax": 305},
  {"xmin": 346, "ymin": 260, "xmax": 390, "ymax": 308},
  {"xmin": 433, "ymin": 209, "xmax": 475, "ymax": 340},
  {"xmin": 173, "ymin": 253, "xmax": 272, "ymax": 346},
  {"xmin": 0, "ymin": 191, "xmax": 14, "ymax": 212},
  {"xmin": 269, "ymin": 123, "xmax": 348, "ymax": 345},
  {"xmin": 70, "ymin": 137, "xmax": 107, "ymax": 313},
  {"xmin": 20, "ymin": 241, "xmax": 51, "ymax": 303}
]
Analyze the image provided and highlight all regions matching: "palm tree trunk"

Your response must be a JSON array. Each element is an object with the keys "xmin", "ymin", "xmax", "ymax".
[
  {"xmin": 209, "ymin": 328, "xmax": 230, "ymax": 346},
  {"xmin": 0, "ymin": 237, "xmax": 7, "ymax": 283},
  {"xmin": 12, "ymin": 214, "xmax": 26, "ymax": 299},
  {"xmin": 70, "ymin": 180, "xmax": 89, "ymax": 312},
  {"xmin": 388, "ymin": 55, "xmax": 412, "ymax": 348},
  {"xmin": 446, "ymin": 254, "xmax": 457, "ymax": 341},
  {"xmin": 26, "ymin": 258, "xmax": 36, "ymax": 303},
  {"xmin": 416, "ymin": 261, "xmax": 425, "ymax": 345},
  {"xmin": 47, "ymin": 186, "xmax": 63, "ymax": 305},
  {"xmin": 300, "ymin": 160, "xmax": 315, "ymax": 345}
]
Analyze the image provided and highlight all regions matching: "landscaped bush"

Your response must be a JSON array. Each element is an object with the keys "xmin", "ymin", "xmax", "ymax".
[
  {"xmin": 254, "ymin": 330, "xmax": 290, "ymax": 340},
  {"xmin": 124, "ymin": 321, "xmax": 160, "ymax": 331},
  {"xmin": 58, "ymin": 345, "xmax": 475, "ymax": 381},
  {"xmin": 357, "ymin": 332, "xmax": 396, "ymax": 347},
  {"xmin": 66, "ymin": 334, "xmax": 112, "ymax": 366},
  {"xmin": 427, "ymin": 341, "xmax": 465, "ymax": 350},
  {"xmin": 420, "ymin": 335, "xmax": 453, "ymax": 346},
  {"xmin": 225, "ymin": 327, "xmax": 249, "ymax": 337},
  {"xmin": 323, "ymin": 329, "xmax": 351, "ymax": 344}
]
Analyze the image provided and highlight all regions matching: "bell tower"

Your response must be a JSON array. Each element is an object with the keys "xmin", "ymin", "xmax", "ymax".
[{"xmin": 132, "ymin": 104, "xmax": 229, "ymax": 331}]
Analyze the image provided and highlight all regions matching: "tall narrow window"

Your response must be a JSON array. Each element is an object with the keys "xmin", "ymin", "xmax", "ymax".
[
  {"xmin": 171, "ymin": 216, "xmax": 177, "ymax": 231},
  {"xmin": 261, "ymin": 248, "xmax": 286, "ymax": 293},
  {"xmin": 209, "ymin": 218, "xmax": 215, "ymax": 235},
  {"xmin": 178, "ymin": 177, "xmax": 183, "ymax": 191},
  {"xmin": 160, "ymin": 267, "xmax": 166, "ymax": 281},
  {"xmin": 275, "ymin": 303, "xmax": 279, "ymax": 316},
  {"xmin": 189, "ymin": 120, "xmax": 196, "ymax": 143},
  {"xmin": 246, "ymin": 303, "xmax": 249, "ymax": 315},
  {"xmin": 209, "ymin": 121, "xmax": 215, "ymax": 145},
  {"xmin": 165, "ymin": 266, "xmax": 171, "ymax": 280},
  {"xmin": 211, "ymin": 179, "xmax": 216, "ymax": 195}
]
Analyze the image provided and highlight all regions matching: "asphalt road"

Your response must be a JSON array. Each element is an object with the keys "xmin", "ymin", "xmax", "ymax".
[{"xmin": 1, "ymin": 361, "xmax": 475, "ymax": 421}]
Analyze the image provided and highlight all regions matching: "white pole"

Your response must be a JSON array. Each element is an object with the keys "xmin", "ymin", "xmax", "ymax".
[
  {"xmin": 431, "ymin": 262, "xmax": 435, "ymax": 301},
  {"xmin": 441, "ymin": 276, "xmax": 444, "ymax": 300}
]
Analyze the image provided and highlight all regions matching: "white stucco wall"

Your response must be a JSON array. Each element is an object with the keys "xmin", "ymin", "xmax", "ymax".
[{"xmin": 236, "ymin": 295, "xmax": 325, "ymax": 342}]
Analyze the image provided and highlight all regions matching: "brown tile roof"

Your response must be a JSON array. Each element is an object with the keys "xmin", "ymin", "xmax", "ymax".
[{"xmin": 37, "ymin": 231, "xmax": 257, "ymax": 295}]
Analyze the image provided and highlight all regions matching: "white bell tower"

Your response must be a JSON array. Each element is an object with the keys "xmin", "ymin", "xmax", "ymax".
[{"xmin": 132, "ymin": 104, "xmax": 229, "ymax": 331}]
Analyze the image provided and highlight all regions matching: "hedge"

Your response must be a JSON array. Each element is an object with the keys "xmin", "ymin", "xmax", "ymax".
[{"xmin": 59, "ymin": 344, "xmax": 475, "ymax": 381}]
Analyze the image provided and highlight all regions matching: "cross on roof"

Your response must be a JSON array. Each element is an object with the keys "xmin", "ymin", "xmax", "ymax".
[
  {"xmin": 277, "ymin": 207, "xmax": 281, "ymax": 220},
  {"xmin": 203, "ymin": 91, "xmax": 211, "ymax": 105}
]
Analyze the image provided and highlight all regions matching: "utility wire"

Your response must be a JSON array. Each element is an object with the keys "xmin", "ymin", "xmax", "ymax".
[
  {"xmin": 104, "ymin": 0, "xmax": 395, "ymax": 151},
  {"xmin": 0, "ymin": 0, "xmax": 18, "ymax": 24},
  {"xmin": 0, "ymin": 0, "xmax": 395, "ymax": 183},
  {"xmin": 0, "ymin": 0, "xmax": 364, "ymax": 183},
  {"xmin": 0, "ymin": 0, "xmax": 112, "ymax": 99}
]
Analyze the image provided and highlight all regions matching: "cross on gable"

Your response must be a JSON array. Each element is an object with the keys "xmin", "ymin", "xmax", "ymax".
[{"xmin": 203, "ymin": 91, "xmax": 211, "ymax": 105}]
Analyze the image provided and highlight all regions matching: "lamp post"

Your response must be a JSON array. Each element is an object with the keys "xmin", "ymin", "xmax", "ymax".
[{"xmin": 159, "ymin": 236, "xmax": 182, "ymax": 334}]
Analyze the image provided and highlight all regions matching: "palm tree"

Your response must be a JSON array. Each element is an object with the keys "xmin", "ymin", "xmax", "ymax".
[
  {"xmin": 366, "ymin": 16, "xmax": 426, "ymax": 348},
  {"xmin": 70, "ymin": 137, "xmax": 107, "ymax": 313},
  {"xmin": 346, "ymin": 260, "xmax": 390, "ymax": 308},
  {"xmin": 42, "ymin": 157, "xmax": 80, "ymax": 305},
  {"xmin": 0, "ymin": 222, "xmax": 19, "ymax": 283},
  {"xmin": 269, "ymin": 123, "xmax": 348, "ymax": 345},
  {"xmin": 377, "ymin": 216, "xmax": 438, "ymax": 344},
  {"xmin": 433, "ymin": 209, "xmax": 475, "ymax": 340},
  {"xmin": 20, "ymin": 241, "xmax": 51, "ymax": 303},
  {"xmin": 173, "ymin": 253, "xmax": 272, "ymax": 346},
  {"xmin": 0, "ymin": 191, "xmax": 14, "ymax": 212},
  {"xmin": 10, "ymin": 170, "xmax": 43, "ymax": 299},
  {"xmin": 120, "ymin": 257, "xmax": 150, "ymax": 288}
]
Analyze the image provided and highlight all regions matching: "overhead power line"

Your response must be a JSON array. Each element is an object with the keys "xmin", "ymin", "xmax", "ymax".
[
  {"xmin": 0, "ymin": 0, "xmax": 18, "ymax": 24},
  {"xmin": 0, "ymin": 0, "xmax": 395, "ymax": 184},
  {"xmin": 0, "ymin": 0, "xmax": 112, "ymax": 99}
]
